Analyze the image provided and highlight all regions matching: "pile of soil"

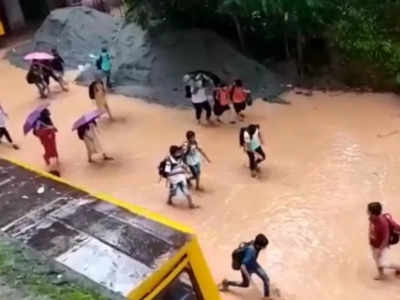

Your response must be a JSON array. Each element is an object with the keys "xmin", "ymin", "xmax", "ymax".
[{"xmin": 8, "ymin": 7, "xmax": 285, "ymax": 107}]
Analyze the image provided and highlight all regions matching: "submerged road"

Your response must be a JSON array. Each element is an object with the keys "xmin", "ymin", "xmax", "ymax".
[{"xmin": 0, "ymin": 58, "xmax": 400, "ymax": 299}]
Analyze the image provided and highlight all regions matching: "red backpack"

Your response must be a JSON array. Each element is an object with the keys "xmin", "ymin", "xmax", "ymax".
[{"xmin": 384, "ymin": 213, "xmax": 400, "ymax": 245}]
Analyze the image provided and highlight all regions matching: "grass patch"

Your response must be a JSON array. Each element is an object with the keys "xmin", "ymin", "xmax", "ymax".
[{"xmin": 0, "ymin": 238, "xmax": 108, "ymax": 300}]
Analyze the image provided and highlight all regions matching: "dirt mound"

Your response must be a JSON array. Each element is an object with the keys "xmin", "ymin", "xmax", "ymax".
[{"xmin": 8, "ymin": 7, "xmax": 285, "ymax": 107}]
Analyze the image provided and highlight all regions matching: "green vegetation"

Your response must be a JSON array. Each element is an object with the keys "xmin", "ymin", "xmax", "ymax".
[
  {"xmin": 124, "ymin": 0, "xmax": 400, "ymax": 89},
  {"xmin": 0, "ymin": 238, "xmax": 107, "ymax": 300}
]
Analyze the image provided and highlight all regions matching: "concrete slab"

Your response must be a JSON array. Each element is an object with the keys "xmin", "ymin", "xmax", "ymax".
[{"xmin": 0, "ymin": 159, "xmax": 190, "ymax": 298}]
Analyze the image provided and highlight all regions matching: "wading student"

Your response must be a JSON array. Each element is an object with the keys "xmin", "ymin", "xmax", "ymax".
[
  {"xmin": 242, "ymin": 124, "xmax": 266, "ymax": 178},
  {"xmin": 214, "ymin": 83, "xmax": 234, "ymax": 123},
  {"xmin": 33, "ymin": 108, "xmax": 60, "ymax": 177},
  {"xmin": 0, "ymin": 104, "xmax": 19, "ymax": 150},
  {"xmin": 368, "ymin": 202, "xmax": 400, "ymax": 280},
  {"xmin": 164, "ymin": 145, "xmax": 199, "ymax": 209},
  {"xmin": 182, "ymin": 131, "xmax": 211, "ymax": 191},
  {"xmin": 231, "ymin": 79, "xmax": 250, "ymax": 121},
  {"xmin": 77, "ymin": 120, "xmax": 113, "ymax": 163},
  {"xmin": 221, "ymin": 233, "xmax": 272, "ymax": 299},
  {"xmin": 190, "ymin": 77, "xmax": 212, "ymax": 124}
]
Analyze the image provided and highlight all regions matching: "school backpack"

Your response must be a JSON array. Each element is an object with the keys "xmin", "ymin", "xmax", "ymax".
[
  {"xmin": 96, "ymin": 56, "xmax": 102, "ymax": 70},
  {"xmin": 239, "ymin": 124, "xmax": 261, "ymax": 147},
  {"xmin": 158, "ymin": 158, "xmax": 176, "ymax": 179},
  {"xmin": 231, "ymin": 241, "xmax": 252, "ymax": 270},
  {"xmin": 26, "ymin": 70, "xmax": 39, "ymax": 84},
  {"xmin": 239, "ymin": 127, "xmax": 247, "ymax": 147},
  {"xmin": 185, "ymin": 85, "xmax": 192, "ymax": 99},
  {"xmin": 384, "ymin": 214, "xmax": 400, "ymax": 245},
  {"xmin": 246, "ymin": 93, "xmax": 253, "ymax": 106}
]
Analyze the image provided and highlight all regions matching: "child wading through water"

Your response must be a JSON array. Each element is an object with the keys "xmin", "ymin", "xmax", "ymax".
[
  {"xmin": 220, "ymin": 234, "xmax": 272, "ymax": 299},
  {"xmin": 163, "ymin": 145, "xmax": 199, "ymax": 209},
  {"xmin": 97, "ymin": 48, "xmax": 112, "ymax": 89},
  {"xmin": 26, "ymin": 62, "xmax": 49, "ymax": 99},
  {"xmin": 41, "ymin": 55, "xmax": 68, "ymax": 93},
  {"xmin": 367, "ymin": 202, "xmax": 400, "ymax": 280},
  {"xmin": 49, "ymin": 48, "xmax": 68, "ymax": 90},
  {"xmin": 242, "ymin": 124, "xmax": 266, "ymax": 178},
  {"xmin": 188, "ymin": 75, "xmax": 213, "ymax": 125},
  {"xmin": 77, "ymin": 120, "xmax": 113, "ymax": 163},
  {"xmin": 89, "ymin": 80, "xmax": 113, "ymax": 121},
  {"xmin": 214, "ymin": 83, "xmax": 235, "ymax": 124},
  {"xmin": 0, "ymin": 104, "xmax": 19, "ymax": 150},
  {"xmin": 182, "ymin": 131, "xmax": 211, "ymax": 191},
  {"xmin": 232, "ymin": 79, "xmax": 251, "ymax": 122},
  {"xmin": 33, "ymin": 108, "xmax": 60, "ymax": 177}
]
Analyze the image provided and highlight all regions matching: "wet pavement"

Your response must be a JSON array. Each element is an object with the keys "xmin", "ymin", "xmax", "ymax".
[{"xmin": 0, "ymin": 159, "xmax": 188, "ymax": 297}]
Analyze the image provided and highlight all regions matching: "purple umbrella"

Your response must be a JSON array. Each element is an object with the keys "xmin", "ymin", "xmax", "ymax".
[
  {"xmin": 72, "ymin": 109, "xmax": 104, "ymax": 131},
  {"xmin": 23, "ymin": 103, "xmax": 50, "ymax": 135}
]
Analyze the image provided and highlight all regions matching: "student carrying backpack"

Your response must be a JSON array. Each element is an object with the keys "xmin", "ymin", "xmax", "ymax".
[
  {"xmin": 220, "ymin": 234, "xmax": 271, "ymax": 298},
  {"xmin": 240, "ymin": 124, "xmax": 265, "ymax": 178},
  {"xmin": 158, "ymin": 157, "xmax": 176, "ymax": 180},
  {"xmin": 231, "ymin": 241, "xmax": 253, "ymax": 270},
  {"xmin": 159, "ymin": 146, "xmax": 199, "ymax": 209}
]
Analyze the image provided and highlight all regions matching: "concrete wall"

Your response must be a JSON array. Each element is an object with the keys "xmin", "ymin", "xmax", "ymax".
[{"xmin": 2, "ymin": 0, "xmax": 25, "ymax": 31}]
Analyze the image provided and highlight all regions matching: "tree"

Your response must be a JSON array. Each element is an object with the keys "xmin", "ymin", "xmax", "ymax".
[{"xmin": 217, "ymin": 0, "xmax": 263, "ymax": 52}]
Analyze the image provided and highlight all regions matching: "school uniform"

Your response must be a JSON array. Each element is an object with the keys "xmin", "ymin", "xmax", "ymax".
[
  {"xmin": 164, "ymin": 156, "xmax": 190, "ymax": 197},
  {"xmin": 0, "ymin": 110, "xmax": 13, "ymax": 144},
  {"xmin": 191, "ymin": 87, "xmax": 212, "ymax": 121},
  {"xmin": 244, "ymin": 128, "xmax": 266, "ymax": 171}
]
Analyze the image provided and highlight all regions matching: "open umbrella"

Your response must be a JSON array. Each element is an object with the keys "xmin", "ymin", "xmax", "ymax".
[
  {"xmin": 24, "ymin": 52, "xmax": 54, "ymax": 61},
  {"xmin": 23, "ymin": 103, "xmax": 50, "ymax": 135},
  {"xmin": 184, "ymin": 70, "xmax": 223, "ymax": 86},
  {"xmin": 72, "ymin": 109, "xmax": 104, "ymax": 131}
]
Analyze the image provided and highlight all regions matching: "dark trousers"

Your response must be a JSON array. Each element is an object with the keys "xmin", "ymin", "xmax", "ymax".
[
  {"xmin": 0, "ymin": 128, "xmax": 13, "ymax": 143},
  {"xmin": 193, "ymin": 101, "xmax": 212, "ymax": 121},
  {"xmin": 247, "ymin": 146, "xmax": 266, "ymax": 170},
  {"xmin": 43, "ymin": 70, "xmax": 59, "ymax": 85},
  {"xmin": 226, "ymin": 266, "xmax": 270, "ymax": 297},
  {"xmin": 103, "ymin": 70, "xmax": 112, "ymax": 88}
]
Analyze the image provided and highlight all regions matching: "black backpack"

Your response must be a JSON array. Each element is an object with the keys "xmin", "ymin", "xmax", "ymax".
[
  {"xmin": 246, "ymin": 93, "xmax": 253, "ymax": 106},
  {"xmin": 96, "ymin": 56, "xmax": 102, "ymax": 70},
  {"xmin": 185, "ymin": 85, "xmax": 192, "ymax": 98},
  {"xmin": 232, "ymin": 241, "xmax": 252, "ymax": 270},
  {"xmin": 158, "ymin": 158, "xmax": 176, "ymax": 179},
  {"xmin": 239, "ymin": 127, "xmax": 247, "ymax": 147},
  {"xmin": 26, "ymin": 70, "xmax": 39, "ymax": 84}
]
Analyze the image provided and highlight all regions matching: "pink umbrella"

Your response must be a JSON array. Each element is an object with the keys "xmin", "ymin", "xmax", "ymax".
[
  {"xmin": 72, "ymin": 110, "xmax": 104, "ymax": 131},
  {"xmin": 24, "ymin": 52, "xmax": 54, "ymax": 61}
]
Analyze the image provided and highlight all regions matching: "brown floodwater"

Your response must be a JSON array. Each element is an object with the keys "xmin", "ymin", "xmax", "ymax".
[{"xmin": 1, "ymin": 57, "xmax": 400, "ymax": 300}]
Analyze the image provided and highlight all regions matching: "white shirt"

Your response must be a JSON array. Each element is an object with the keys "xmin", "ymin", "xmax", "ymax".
[
  {"xmin": 0, "ymin": 110, "xmax": 7, "ymax": 128},
  {"xmin": 191, "ymin": 87, "xmax": 207, "ymax": 104},
  {"xmin": 244, "ymin": 129, "xmax": 261, "ymax": 151},
  {"xmin": 164, "ymin": 156, "xmax": 187, "ymax": 185},
  {"xmin": 182, "ymin": 140, "xmax": 202, "ymax": 166}
]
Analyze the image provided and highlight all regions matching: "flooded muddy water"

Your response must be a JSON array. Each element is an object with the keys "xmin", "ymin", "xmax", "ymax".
[{"xmin": 1, "ymin": 58, "xmax": 400, "ymax": 300}]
